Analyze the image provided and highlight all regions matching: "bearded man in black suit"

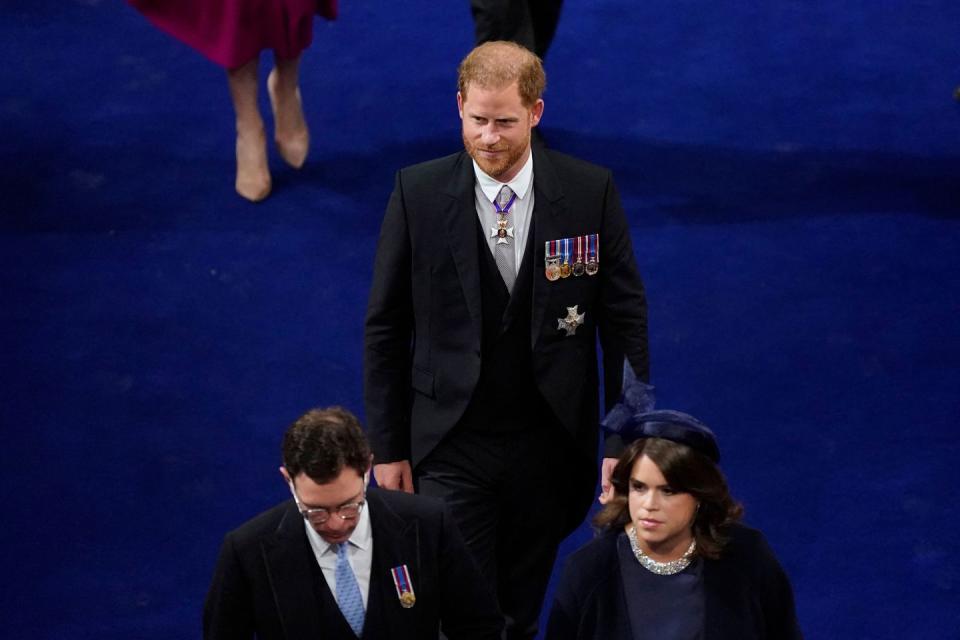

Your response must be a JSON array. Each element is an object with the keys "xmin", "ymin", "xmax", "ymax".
[
  {"xmin": 203, "ymin": 406, "xmax": 501, "ymax": 640},
  {"xmin": 364, "ymin": 41, "xmax": 649, "ymax": 640}
]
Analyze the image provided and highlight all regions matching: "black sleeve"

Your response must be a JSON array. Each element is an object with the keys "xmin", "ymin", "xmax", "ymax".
[
  {"xmin": 203, "ymin": 534, "xmax": 255, "ymax": 640},
  {"xmin": 364, "ymin": 170, "xmax": 415, "ymax": 463}
]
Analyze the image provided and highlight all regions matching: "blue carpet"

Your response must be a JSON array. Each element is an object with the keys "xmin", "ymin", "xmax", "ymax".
[{"xmin": 2, "ymin": 1, "xmax": 958, "ymax": 638}]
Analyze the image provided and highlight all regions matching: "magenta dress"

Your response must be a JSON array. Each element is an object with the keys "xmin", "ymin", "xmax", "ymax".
[{"xmin": 128, "ymin": 0, "xmax": 338, "ymax": 69}]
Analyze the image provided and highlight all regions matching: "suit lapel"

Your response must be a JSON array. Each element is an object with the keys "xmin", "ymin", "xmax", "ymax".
[
  {"xmin": 530, "ymin": 147, "xmax": 566, "ymax": 348},
  {"xmin": 261, "ymin": 502, "xmax": 325, "ymax": 639},
  {"xmin": 365, "ymin": 491, "xmax": 420, "ymax": 639},
  {"xmin": 442, "ymin": 153, "xmax": 483, "ymax": 341}
]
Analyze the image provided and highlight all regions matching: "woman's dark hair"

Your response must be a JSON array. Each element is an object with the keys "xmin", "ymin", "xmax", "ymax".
[
  {"xmin": 281, "ymin": 406, "xmax": 371, "ymax": 483},
  {"xmin": 594, "ymin": 437, "xmax": 744, "ymax": 559}
]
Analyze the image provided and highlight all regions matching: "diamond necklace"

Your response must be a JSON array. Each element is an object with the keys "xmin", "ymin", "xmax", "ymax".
[{"xmin": 626, "ymin": 525, "xmax": 697, "ymax": 575}]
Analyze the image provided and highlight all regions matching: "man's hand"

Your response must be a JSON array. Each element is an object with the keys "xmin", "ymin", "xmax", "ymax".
[
  {"xmin": 598, "ymin": 457, "xmax": 619, "ymax": 504},
  {"xmin": 374, "ymin": 460, "xmax": 414, "ymax": 493}
]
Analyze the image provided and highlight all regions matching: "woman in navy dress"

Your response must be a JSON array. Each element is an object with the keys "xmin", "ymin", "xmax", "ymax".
[{"xmin": 544, "ymin": 372, "xmax": 802, "ymax": 640}]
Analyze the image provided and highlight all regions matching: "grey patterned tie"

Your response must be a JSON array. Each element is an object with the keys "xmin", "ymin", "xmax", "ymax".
[{"xmin": 494, "ymin": 185, "xmax": 517, "ymax": 292}]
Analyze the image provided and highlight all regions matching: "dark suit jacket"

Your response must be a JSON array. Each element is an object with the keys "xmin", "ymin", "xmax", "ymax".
[
  {"xmin": 364, "ymin": 147, "xmax": 649, "ymax": 472},
  {"xmin": 203, "ymin": 488, "xmax": 502, "ymax": 640},
  {"xmin": 543, "ymin": 525, "xmax": 803, "ymax": 640}
]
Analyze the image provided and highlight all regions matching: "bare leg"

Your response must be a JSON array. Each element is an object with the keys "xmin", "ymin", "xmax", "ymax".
[
  {"xmin": 227, "ymin": 55, "xmax": 271, "ymax": 202},
  {"xmin": 268, "ymin": 53, "xmax": 309, "ymax": 169}
]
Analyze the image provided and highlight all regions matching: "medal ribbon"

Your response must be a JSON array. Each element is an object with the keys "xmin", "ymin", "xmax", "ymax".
[
  {"xmin": 493, "ymin": 192, "xmax": 517, "ymax": 216},
  {"xmin": 546, "ymin": 239, "xmax": 557, "ymax": 260},
  {"xmin": 391, "ymin": 565, "xmax": 414, "ymax": 596}
]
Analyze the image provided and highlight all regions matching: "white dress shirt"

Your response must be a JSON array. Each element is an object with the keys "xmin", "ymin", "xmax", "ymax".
[
  {"xmin": 472, "ymin": 150, "xmax": 535, "ymax": 271},
  {"xmin": 302, "ymin": 501, "xmax": 374, "ymax": 608}
]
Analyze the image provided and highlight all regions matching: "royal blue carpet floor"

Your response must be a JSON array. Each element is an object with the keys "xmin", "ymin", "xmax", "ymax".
[{"xmin": 2, "ymin": 1, "xmax": 958, "ymax": 638}]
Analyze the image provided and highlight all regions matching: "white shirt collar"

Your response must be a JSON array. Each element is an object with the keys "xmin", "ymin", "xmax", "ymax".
[
  {"xmin": 472, "ymin": 147, "xmax": 534, "ymax": 203},
  {"xmin": 302, "ymin": 494, "xmax": 373, "ymax": 556}
]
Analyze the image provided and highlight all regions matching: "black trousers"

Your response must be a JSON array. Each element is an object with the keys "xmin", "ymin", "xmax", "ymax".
[
  {"xmin": 470, "ymin": 0, "xmax": 564, "ymax": 59},
  {"xmin": 417, "ymin": 424, "xmax": 579, "ymax": 640}
]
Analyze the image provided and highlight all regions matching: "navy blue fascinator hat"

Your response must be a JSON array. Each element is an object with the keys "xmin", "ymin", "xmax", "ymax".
[{"xmin": 601, "ymin": 362, "xmax": 721, "ymax": 463}]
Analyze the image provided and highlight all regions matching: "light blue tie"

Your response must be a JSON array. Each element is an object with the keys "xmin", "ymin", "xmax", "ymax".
[{"xmin": 335, "ymin": 542, "xmax": 365, "ymax": 637}]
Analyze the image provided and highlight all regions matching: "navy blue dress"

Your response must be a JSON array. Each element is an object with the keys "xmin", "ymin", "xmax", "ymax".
[{"xmin": 616, "ymin": 533, "xmax": 705, "ymax": 640}]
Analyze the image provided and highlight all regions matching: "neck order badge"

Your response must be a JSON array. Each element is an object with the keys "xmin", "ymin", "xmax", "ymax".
[{"xmin": 491, "ymin": 186, "xmax": 517, "ymax": 245}]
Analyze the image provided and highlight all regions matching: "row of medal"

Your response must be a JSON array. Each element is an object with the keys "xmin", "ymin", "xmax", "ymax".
[{"xmin": 545, "ymin": 234, "xmax": 599, "ymax": 281}]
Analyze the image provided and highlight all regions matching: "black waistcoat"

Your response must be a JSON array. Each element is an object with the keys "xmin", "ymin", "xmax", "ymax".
[{"xmin": 455, "ymin": 218, "xmax": 547, "ymax": 433}]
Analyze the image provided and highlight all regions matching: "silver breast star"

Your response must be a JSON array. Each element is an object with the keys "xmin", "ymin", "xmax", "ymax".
[{"xmin": 558, "ymin": 305, "xmax": 586, "ymax": 336}]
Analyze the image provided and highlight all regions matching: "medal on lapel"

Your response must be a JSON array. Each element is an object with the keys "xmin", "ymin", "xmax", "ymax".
[
  {"xmin": 559, "ymin": 237, "xmax": 572, "ymax": 278},
  {"xmin": 546, "ymin": 235, "xmax": 599, "ymax": 280},
  {"xmin": 545, "ymin": 240, "xmax": 561, "ymax": 281},
  {"xmin": 390, "ymin": 564, "xmax": 416, "ymax": 609},
  {"xmin": 573, "ymin": 235, "xmax": 586, "ymax": 277},
  {"xmin": 585, "ymin": 233, "xmax": 599, "ymax": 276}
]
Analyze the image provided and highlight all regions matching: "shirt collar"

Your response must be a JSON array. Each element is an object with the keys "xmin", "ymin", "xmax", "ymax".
[
  {"xmin": 302, "ymin": 494, "xmax": 373, "ymax": 555},
  {"xmin": 472, "ymin": 147, "xmax": 534, "ymax": 203}
]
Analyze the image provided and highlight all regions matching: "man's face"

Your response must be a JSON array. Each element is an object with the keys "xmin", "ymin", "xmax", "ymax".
[
  {"xmin": 285, "ymin": 467, "xmax": 366, "ymax": 545},
  {"xmin": 458, "ymin": 82, "xmax": 544, "ymax": 184}
]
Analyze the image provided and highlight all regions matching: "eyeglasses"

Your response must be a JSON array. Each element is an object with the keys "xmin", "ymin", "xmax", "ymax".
[{"xmin": 289, "ymin": 481, "xmax": 366, "ymax": 525}]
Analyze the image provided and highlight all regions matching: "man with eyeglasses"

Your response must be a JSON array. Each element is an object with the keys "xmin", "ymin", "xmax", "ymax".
[{"xmin": 203, "ymin": 406, "xmax": 502, "ymax": 640}]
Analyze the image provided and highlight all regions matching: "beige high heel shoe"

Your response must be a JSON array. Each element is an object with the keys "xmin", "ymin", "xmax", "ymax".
[
  {"xmin": 267, "ymin": 69, "xmax": 310, "ymax": 169},
  {"xmin": 235, "ymin": 125, "xmax": 271, "ymax": 202}
]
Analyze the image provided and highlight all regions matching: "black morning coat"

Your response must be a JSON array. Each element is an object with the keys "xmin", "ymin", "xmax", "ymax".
[
  {"xmin": 543, "ymin": 524, "xmax": 804, "ymax": 640},
  {"xmin": 363, "ymin": 146, "xmax": 650, "ymax": 527},
  {"xmin": 203, "ymin": 487, "xmax": 503, "ymax": 640}
]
